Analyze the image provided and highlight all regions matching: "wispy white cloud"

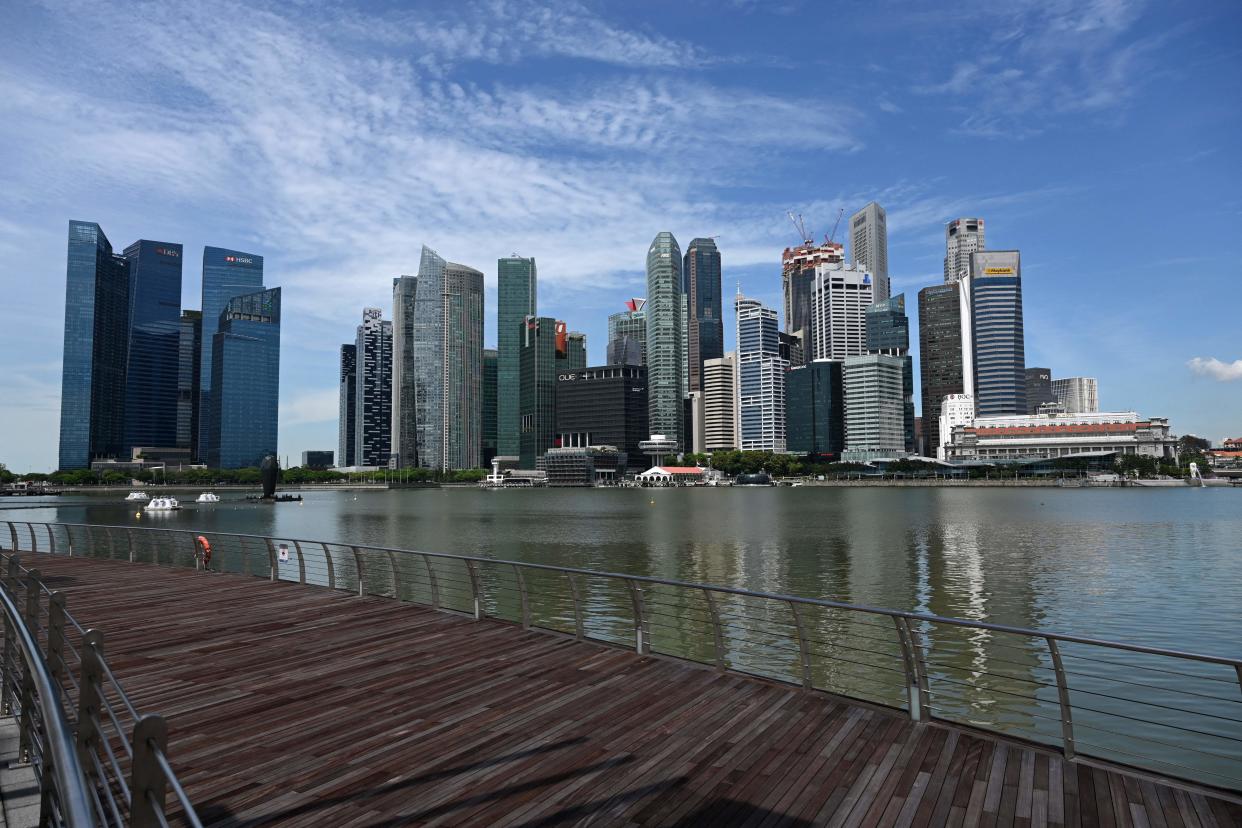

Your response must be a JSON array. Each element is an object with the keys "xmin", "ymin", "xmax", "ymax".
[{"xmin": 1187, "ymin": 357, "xmax": 1242, "ymax": 382}]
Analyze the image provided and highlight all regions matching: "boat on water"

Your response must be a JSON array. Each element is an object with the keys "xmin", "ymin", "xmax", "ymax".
[
  {"xmin": 125, "ymin": 491, "xmax": 150, "ymax": 501},
  {"xmin": 196, "ymin": 492, "xmax": 220, "ymax": 503},
  {"xmin": 144, "ymin": 496, "xmax": 181, "ymax": 511}
]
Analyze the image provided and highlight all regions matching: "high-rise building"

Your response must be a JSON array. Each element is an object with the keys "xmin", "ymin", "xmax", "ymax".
[
  {"xmin": 482, "ymin": 349, "xmax": 498, "ymax": 466},
  {"xmin": 786, "ymin": 360, "xmax": 845, "ymax": 457},
  {"xmin": 337, "ymin": 344, "xmax": 356, "ymax": 468},
  {"xmin": 778, "ymin": 331, "xmax": 804, "ymax": 368},
  {"xmin": 937, "ymin": 393, "xmax": 975, "ymax": 460},
  {"xmin": 810, "ymin": 263, "xmax": 874, "ymax": 361},
  {"xmin": 1052, "ymin": 377, "xmax": 1099, "ymax": 414},
  {"xmin": 208, "ymin": 288, "xmax": 280, "ymax": 469},
  {"xmin": 850, "ymin": 202, "xmax": 889, "ymax": 300},
  {"xmin": 970, "ymin": 251, "xmax": 1026, "ymax": 417},
  {"xmin": 566, "ymin": 332, "xmax": 587, "ymax": 371},
  {"xmin": 302, "ymin": 451, "xmax": 333, "ymax": 469},
  {"xmin": 782, "ymin": 240, "xmax": 843, "ymax": 367},
  {"xmin": 917, "ymin": 284, "xmax": 965, "ymax": 459},
  {"xmin": 944, "ymin": 218, "xmax": 985, "ymax": 284},
  {"xmin": 646, "ymin": 232, "xmax": 685, "ymax": 445},
  {"xmin": 442, "ymin": 260, "xmax": 485, "ymax": 470},
  {"xmin": 736, "ymin": 295, "xmax": 787, "ymax": 452},
  {"xmin": 556, "ymin": 364, "xmax": 649, "ymax": 467},
  {"xmin": 842, "ymin": 354, "xmax": 906, "ymax": 461},
  {"xmin": 199, "ymin": 246, "xmax": 264, "ymax": 461},
  {"xmin": 607, "ymin": 299, "xmax": 646, "ymax": 366},
  {"xmin": 1025, "ymin": 368, "xmax": 1056, "ymax": 414},
  {"xmin": 866, "ymin": 295, "xmax": 916, "ymax": 453},
  {"xmin": 683, "ymin": 238, "xmax": 723, "ymax": 392},
  {"xmin": 59, "ymin": 221, "xmax": 130, "ymax": 469},
  {"xmin": 121, "ymin": 240, "xmax": 183, "ymax": 453},
  {"xmin": 391, "ymin": 275, "xmax": 418, "ymax": 468},
  {"xmin": 354, "ymin": 308, "xmax": 392, "ymax": 468},
  {"xmin": 176, "ymin": 310, "xmax": 202, "ymax": 456},
  {"xmin": 519, "ymin": 316, "xmax": 562, "ymax": 468},
  {"xmin": 497, "ymin": 256, "xmax": 537, "ymax": 458},
  {"xmin": 702, "ymin": 354, "xmax": 737, "ymax": 452}
]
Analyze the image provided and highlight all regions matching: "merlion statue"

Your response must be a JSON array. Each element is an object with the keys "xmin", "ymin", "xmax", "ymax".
[{"xmin": 260, "ymin": 454, "xmax": 281, "ymax": 499}]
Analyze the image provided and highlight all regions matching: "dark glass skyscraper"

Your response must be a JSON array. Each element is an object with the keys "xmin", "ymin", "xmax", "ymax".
[
  {"xmin": 176, "ymin": 310, "xmax": 202, "ymax": 456},
  {"xmin": 556, "ymin": 365, "xmax": 649, "ymax": 467},
  {"xmin": 354, "ymin": 308, "xmax": 392, "ymax": 468},
  {"xmin": 866, "ymin": 294, "xmax": 915, "ymax": 453},
  {"xmin": 199, "ymin": 246, "xmax": 264, "ymax": 460},
  {"xmin": 208, "ymin": 288, "xmax": 280, "ymax": 468},
  {"xmin": 59, "ymin": 221, "xmax": 130, "ymax": 469},
  {"xmin": 498, "ymin": 256, "xmax": 536, "ymax": 458},
  {"xmin": 482, "ymin": 349, "xmax": 498, "ymax": 466},
  {"xmin": 917, "ymin": 284, "xmax": 964, "ymax": 459},
  {"xmin": 519, "ymin": 316, "xmax": 561, "ymax": 468},
  {"xmin": 785, "ymin": 361, "xmax": 844, "ymax": 457},
  {"xmin": 970, "ymin": 251, "xmax": 1026, "ymax": 417},
  {"xmin": 122, "ymin": 240, "xmax": 183, "ymax": 453},
  {"xmin": 338, "ymin": 344, "xmax": 357, "ymax": 468},
  {"xmin": 683, "ymin": 238, "xmax": 723, "ymax": 393},
  {"xmin": 391, "ymin": 275, "xmax": 418, "ymax": 468},
  {"xmin": 646, "ymin": 232, "xmax": 684, "ymax": 443},
  {"xmin": 1025, "ymin": 367, "xmax": 1055, "ymax": 414}
]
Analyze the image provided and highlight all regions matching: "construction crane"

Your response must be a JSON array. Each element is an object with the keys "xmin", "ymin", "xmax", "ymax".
[
  {"xmin": 825, "ymin": 208, "xmax": 845, "ymax": 245},
  {"xmin": 786, "ymin": 211, "xmax": 813, "ymax": 245}
]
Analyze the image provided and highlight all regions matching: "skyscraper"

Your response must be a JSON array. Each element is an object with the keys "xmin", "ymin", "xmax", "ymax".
[
  {"xmin": 482, "ymin": 349, "xmax": 498, "ymax": 466},
  {"xmin": 391, "ymin": 275, "xmax": 418, "ymax": 468},
  {"xmin": 121, "ymin": 240, "xmax": 183, "ymax": 453},
  {"xmin": 497, "ymin": 256, "xmax": 537, "ymax": 458},
  {"xmin": 970, "ymin": 251, "xmax": 1026, "ymax": 417},
  {"xmin": 442, "ymin": 260, "xmax": 485, "ymax": 470},
  {"xmin": 176, "ymin": 310, "xmax": 202, "ymax": 456},
  {"xmin": 781, "ymin": 240, "xmax": 843, "ymax": 367},
  {"xmin": 843, "ymin": 354, "xmax": 905, "ymax": 461},
  {"xmin": 944, "ymin": 218, "xmax": 985, "ymax": 284},
  {"xmin": 735, "ymin": 294, "xmax": 787, "ymax": 452},
  {"xmin": 199, "ymin": 246, "xmax": 264, "ymax": 461},
  {"xmin": 702, "ymin": 354, "xmax": 737, "ymax": 451},
  {"xmin": 59, "ymin": 221, "xmax": 130, "ymax": 469},
  {"xmin": 208, "ymin": 288, "xmax": 280, "ymax": 469},
  {"xmin": 1025, "ymin": 368, "xmax": 1056, "ymax": 414},
  {"xmin": 785, "ymin": 360, "xmax": 844, "ymax": 457},
  {"xmin": 1052, "ymin": 377, "xmax": 1099, "ymax": 414},
  {"xmin": 850, "ymin": 202, "xmax": 889, "ymax": 300},
  {"xmin": 917, "ymin": 284, "xmax": 964, "ymax": 460},
  {"xmin": 683, "ymin": 238, "xmax": 723, "ymax": 392},
  {"xmin": 810, "ymin": 263, "xmax": 874, "ymax": 361},
  {"xmin": 556, "ymin": 364, "xmax": 648, "ymax": 466},
  {"xmin": 866, "ymin": 295, "xmax": 916, "ymax": 453},
  {"xmin": 338, "ymin": 344, "xmax": 357, "ymax": 468},
  {"xmin": 519, "ymin": 316, "xmax": 562, "ymax": 468},
  {"xmin": 607, "ymin": 299, "xmax": 646, "ymax": 366},
  {"xmin": 354, "ymin": 308, "xmax": 392, "ymax": 468},
  {"xmin": 566, "ymin": 332, "xmax": 587, "ymax": 371},
  {"xmin": 646, "ymin": 232, "xmax": 684, "ymax": 444}
]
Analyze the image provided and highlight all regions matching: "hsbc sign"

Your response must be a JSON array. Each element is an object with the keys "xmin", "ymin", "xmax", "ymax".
[{"xmin": 225, "ymin": 255, "xmax": 255, "ymax": 265}]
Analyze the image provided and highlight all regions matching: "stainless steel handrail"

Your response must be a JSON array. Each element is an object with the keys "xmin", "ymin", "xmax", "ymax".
[
  {"xmin": 0, "ymin": 580, "xmax": 97, "ymax": 826},
  {"xmin": 6, "ymin": 519, "xmax": 1242, "ymax": 796}
]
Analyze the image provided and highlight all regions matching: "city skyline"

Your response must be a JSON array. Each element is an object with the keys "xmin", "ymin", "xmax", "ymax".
[{"xmin": 3, "ymin": 1, "xmax": 1241, "ymax": 470}]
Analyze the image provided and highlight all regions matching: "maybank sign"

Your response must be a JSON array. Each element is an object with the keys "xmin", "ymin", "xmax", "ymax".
[{"xmin": 983, "ymin": 267, "xmax": 1014, "ymax": 275}]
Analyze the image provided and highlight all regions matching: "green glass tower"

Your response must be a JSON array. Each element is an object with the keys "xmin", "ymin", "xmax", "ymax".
[
  {"xmin": 645, "ymin": 232, "xmax": 684, "ymax": 444},
  {"xmin": 498, "ymin": 256, "xmax": 536, "ymax": 457},
  {"xmin": 518, "ymin": 316, "xmax": 560, "ymax": 468}
]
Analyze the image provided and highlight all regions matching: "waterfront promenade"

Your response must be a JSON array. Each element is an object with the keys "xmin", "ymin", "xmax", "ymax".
[{"xmin": 11, "ymin": 552, "xmax": 1241, "ymax": 827}]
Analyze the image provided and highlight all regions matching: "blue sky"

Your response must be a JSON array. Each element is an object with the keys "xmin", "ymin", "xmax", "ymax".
[{"xmin": 1, "ymin": 0, "xmax": 1240, "ymax": 471}]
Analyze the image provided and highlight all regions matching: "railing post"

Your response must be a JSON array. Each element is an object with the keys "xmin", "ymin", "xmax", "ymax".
[
  {"xmin": 130, "ymin": 714, "xmax": 170, "ymax": 828},
  {"xmin": 702, "ymin": 588, "xmax": 725, "ymax": 671},
  {"xmin": 788, "ymin": 600, "xmax": 813, "ymax": 690},
  {"xmin": 322, "ymin": 543, "xmax": 335, "ymax": 590},
  {"xmin": 46, "ymin": 592, "xmax": 67, "ymax": 686},
  {"xmin": 26, "ymin": 523, "xmax": 37, "ymax": 554},
  {"xmin": 127, "ymin": 528, "xmax": 135, "ymax": 563},
  {"xmin": 513, "ymin": 565, "xmax": 530, "ymax": 629},
  {"xmin": 75, "ymin": 630, "xmax": 105, "ymax": 780},
  {"xmin": 45, "ymin": 524, "xmax": 55, "ymax": 555},
  {"xmin": 422, "ymin": 555, "xmax": 440, "ymax": 609},
  {"xmin": 351, "ymin": 546, "xmax": 365, "ymax": 596},
  {"xmin": 294, "ymin": 541, "xmax": 307, "ymax": 584},
  {"xmin": 565, "ymin": 572, "xmax": 584, "ymax": 640},
  {"xmin": 104, "ymin": 525, "xmax": 117, "ymax": 559},
  {"xmin": 1046, "ymin": 636, "xmax": 1077, "ymax": 761},
  {"xmin": 624, "ymin": 579, "xmax": 647, "ymax": 654},
  {"xmin": 265, "ymin": 538, "xmax": 278, "ymax": 581},
  {"xmin": 0, "ymin": 556, "xmax": 19, "ymax": 716},
  {"xmin": 5, "ymin": 521, "xmax": 16, "ymax": 551},
  {"xmin": 18, "ymin": 569, "xmax": 41, "ymax": 762},
  {"xmin": 465, "ymin": 560, "xmax": 482, "ymax": 620},
  {"xmin": 385, "ymin": 550, "xmax": 400, "ymax": 599},
  {"xmin": 892, "ymin": 616, "xmax": 925, "ymax": 721}
]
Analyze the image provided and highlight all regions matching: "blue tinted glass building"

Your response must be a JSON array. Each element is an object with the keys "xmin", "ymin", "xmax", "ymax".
[
  {"xmin": 122, "ymin": 240, "xmax": 183, "ymax": 453},
  {"xmin": 785, "ymin": 360, "xmax": 844, "ymax": 457},
  {"xmin": 683, "ymin": 238, "xmax": 723, "ymax": 393},
  {"xmin": 176, "ymin": 310, "xmax": 202, "ymax": 455},
  {"xmin": 735, "ymin": 295, "xmax": 786, "ymax": 452},
  {"xmin": 59, "ymin": 221, "xmax": 131, "ymax": 469},
  {"xmin": 208, "ymin": 288, "xmax": 280, "ymax": 468},
  {"xmin": 970, "ymin": 251, "xmax": 1027, "ymax": 417},
  {"xmin": 199, "ymin": 246, "xmax": 264, "ymax": 462}
]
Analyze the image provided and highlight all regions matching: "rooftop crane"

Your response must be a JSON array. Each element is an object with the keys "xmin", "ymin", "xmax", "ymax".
[
  {"xmin": 826, "ymin": 208, "xmax": 845, "ymax": 245},
  {"xmin": 786, "ymin": 211, "xmax": 813, "ymax": 245}
]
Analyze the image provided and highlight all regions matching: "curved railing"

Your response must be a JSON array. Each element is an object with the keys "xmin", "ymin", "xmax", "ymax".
[
  {"xmin": 3, "ymin": 519, "xmax": 1241, "ymax": 796},
  {"xmin": 0, "ymin": 543, "xmax": 203, "ymax": 826}
]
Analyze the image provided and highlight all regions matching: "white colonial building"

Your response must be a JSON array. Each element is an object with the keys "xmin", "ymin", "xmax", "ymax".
[{"xmin": 943, "ymin": 411, "xmax": 1176, "ymax": 462}]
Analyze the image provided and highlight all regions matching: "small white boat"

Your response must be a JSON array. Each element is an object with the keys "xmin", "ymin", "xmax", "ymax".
[
  {"xmin": 125, "ymin": 491, "xmax": 150, "ymax": 501},
  {"xmin": 196, "ymin": 492, "xmax": 220, "ymax": 503},
  {"xmin": 144, "ymin": 496, "xmax": 181, "ymax": 512}
]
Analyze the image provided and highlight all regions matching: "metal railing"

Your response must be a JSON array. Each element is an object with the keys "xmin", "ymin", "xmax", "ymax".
[
  {"xmin": 0, "ymin": 544, "xmax": 203, "ymax": 826},
  {"xmin": 4, "ymin": 520, "xmax": 1241, "ymax": 796}
]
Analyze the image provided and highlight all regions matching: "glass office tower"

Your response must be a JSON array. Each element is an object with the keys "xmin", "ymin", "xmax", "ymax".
[
  {"xmin": 176, "ymin": 310, "xmax": 202, "ymax": 456},
  {"xmin": 683, "ymin": 238, "xmax": 723, "ymax": 393},
  {"xmin": 785, "ymin": 360, "xmax": 844, "ymax": 457},
  {"xmin": 735, "ymin": 295, "xmax": 787, "ymax": 452},
  {"xmin": 497, "ymin": 256, "xmax": 537, "ymax": 458},
  {"xmin": 59, "ymin": 221, "xmax": 131, "ymax": 469},
  {"xmin": 969, "ymin": 251, "xmax": 1027, "ymax": 417},
  {"xmin": 199, "ymin": 247, "xmax": 264, "ymax": 462},
  {"xmin": 645, "ymin": 232, "xmax": 684, "ymax": 444},
  {"xmin": 354, "ymin": 308, "xmax": 393, "ymax": 468},
  {"xmin": 122, "ymin": 240, "xmax": 183, "ymax": 453},
  {"xmin": 519, "ymin": 316, "xmax": 563, "ymax": 468},
  {"xmin": 208, "ymin": 288, "xmax": 280, "ymax": 468},
  {"xmin": 866, "ymin": 294, "xmax": 916, "ymax": 453},
  {"xmin": 482, "ymin": 349, "xmax": 498, "ymax": 466},
  {"xmin": 391, "ymin": 275, "xmax": 418, "ymax": 468},
  {"xmin": 917, "ymin": 284, "xmax": 965, "ymax": 460},
  {"xmin": 338, "ymin": 344, "xmax": 357, "ymax": 468}
]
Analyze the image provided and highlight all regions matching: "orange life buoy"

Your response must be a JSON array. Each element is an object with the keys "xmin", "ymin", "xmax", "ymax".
[{"xmin": 195, "ymin": 535, "xmax": 212, "ymax": 566}]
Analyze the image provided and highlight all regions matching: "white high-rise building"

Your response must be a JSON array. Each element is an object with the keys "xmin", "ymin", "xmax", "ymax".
[
  {"xmin": 735, "ymin": 296, "xmax": 787, "ymax": 452},
  {"xmin": 1052, "ymin": 377, "xmax": 1099, "ymax": 414},
  {"xmin": 937, "ymin": 393, "xmax": 975, "ymax": 460},
  {"xmin": 842, "ymin": 354, "xmax": 906, "ymax": 461},
  {"xmin": 944, "ymin": 218, "xmax": 984, "ymax": 284},
  {"xmin": 703, "ymin": 353, "xmax": 737, "ymax": 451},
  {"xmin": 850, "ymin": 202, "xmax": 889, "ymax": 300},
  {"xmin": 810, "ymin": 263, "xmax": 874, "ymax": 362}
]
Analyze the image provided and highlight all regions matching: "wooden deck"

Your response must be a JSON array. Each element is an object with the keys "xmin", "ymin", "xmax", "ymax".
[{"xmin": 22, "ymin": 554, "xmax": 1242, "ymax": 827}]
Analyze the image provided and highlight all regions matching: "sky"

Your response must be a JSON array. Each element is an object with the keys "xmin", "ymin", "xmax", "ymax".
[{"xmin": 1, "ymin": 0, "xmax": 1240, "ymax": 472}]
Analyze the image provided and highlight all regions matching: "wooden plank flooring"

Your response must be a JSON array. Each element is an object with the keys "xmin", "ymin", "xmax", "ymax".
[{"xmin": 18, "ymin": 554, "xmax": 1242, "ymax": 827}]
